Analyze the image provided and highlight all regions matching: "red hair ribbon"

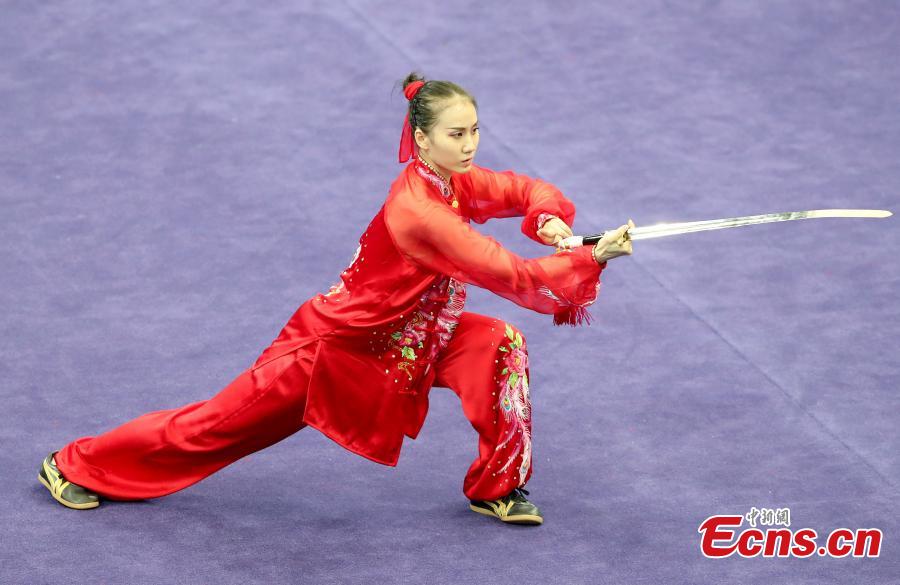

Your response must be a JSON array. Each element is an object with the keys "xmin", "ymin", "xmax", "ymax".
[{"xmin": 398, "ymin": 80, "xmax": 426, "ymax": 163}]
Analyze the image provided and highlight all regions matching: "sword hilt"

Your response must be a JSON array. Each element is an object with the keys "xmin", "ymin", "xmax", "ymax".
[{"xmin": 561, "ymin": 230, "xmax": 627, "ymax": 248}]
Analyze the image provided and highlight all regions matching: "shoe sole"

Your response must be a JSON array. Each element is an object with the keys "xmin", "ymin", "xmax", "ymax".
[
  {"xmin": 38, "ymin": 472, "xmax": 100, "ymax": 510},
  {"xmin": 469, "ymin": 503, "xmax": 543, "ymax": 525}
]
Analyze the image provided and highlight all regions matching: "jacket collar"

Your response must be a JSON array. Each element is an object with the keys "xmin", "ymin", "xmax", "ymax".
[{"xmin": 413, "ymin": 154, "xmax": 454, "ymax": 202}]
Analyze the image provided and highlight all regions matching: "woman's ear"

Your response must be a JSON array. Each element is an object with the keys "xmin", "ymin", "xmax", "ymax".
[{"xmin": 414, "ymin": 128, "xmax": 429, "ymax": 151}]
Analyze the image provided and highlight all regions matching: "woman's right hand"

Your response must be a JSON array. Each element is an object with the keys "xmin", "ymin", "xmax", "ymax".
[{"xmin": 592, "ymin": 219, "xmax": 635, "ymax": 264}]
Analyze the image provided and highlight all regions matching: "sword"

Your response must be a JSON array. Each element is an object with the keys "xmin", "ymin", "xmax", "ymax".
[{"xmin": 559, "ymin": 209, "xmax": 892, "ymax": 247}]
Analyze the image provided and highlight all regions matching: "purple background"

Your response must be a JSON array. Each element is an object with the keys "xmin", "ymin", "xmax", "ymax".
[{"xmin": 2, "ymin": 1, "xmax": 898, "ymax": 583}]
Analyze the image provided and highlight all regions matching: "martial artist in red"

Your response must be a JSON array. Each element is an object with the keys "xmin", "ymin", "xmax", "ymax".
[{"xmin": 45, "ymin": 76, "xmax": 628, "ymax": 524}]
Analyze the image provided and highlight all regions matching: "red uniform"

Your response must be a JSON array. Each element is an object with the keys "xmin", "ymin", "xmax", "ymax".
[{"xmin": 55, "ymin": 157, "xmax": 606, "ymax": 502}]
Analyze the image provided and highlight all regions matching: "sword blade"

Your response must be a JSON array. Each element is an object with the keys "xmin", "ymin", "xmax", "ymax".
[
  {"xmin": 567, "ymin": 209, "xmax": 892, "ymax": 247},
  {"xmin": 630, "ymin": 209, "xmax": 891, "ymax": 240}
]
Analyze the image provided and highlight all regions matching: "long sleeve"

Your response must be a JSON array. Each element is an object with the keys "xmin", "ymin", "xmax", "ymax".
[
  {"xmin": 384, "ymin": 187, "xmax": 605, "ymax": 326},
  {"xmin": 460, "ymin": 163, "xmax": 577, "ymax": 245}
]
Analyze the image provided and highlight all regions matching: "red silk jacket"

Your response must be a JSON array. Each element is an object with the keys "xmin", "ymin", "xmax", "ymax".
[{"xmin": 250, "ymin": 158, "xmax": 606, "ymax": 466}]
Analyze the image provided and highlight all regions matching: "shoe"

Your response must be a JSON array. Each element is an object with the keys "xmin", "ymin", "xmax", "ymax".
[
  {"xmin": 469, "ymin": 487, "xmax": 543, "ymax": 525},
  {"xmin": 38, "ymin": 451, "xmax": 100, "ymax": 510}
]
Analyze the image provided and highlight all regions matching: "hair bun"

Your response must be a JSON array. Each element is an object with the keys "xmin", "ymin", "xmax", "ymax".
[{"xmin": 404, "ymin": 80, "xmax": 426, "ymax": 101}]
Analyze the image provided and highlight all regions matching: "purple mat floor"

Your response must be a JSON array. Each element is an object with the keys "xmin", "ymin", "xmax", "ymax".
[{"xmin": 2, "ymin": 1, "xmax": 898, "ymax": 583}]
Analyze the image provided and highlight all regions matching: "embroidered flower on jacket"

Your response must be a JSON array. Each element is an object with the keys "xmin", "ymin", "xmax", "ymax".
[
  {"xmin": 386, "ymin": 276, "xmax": 467, "ymax": 383},
  {"xmin": 324, "ymin": 244, "xmax": 362, "ymax": 300}
]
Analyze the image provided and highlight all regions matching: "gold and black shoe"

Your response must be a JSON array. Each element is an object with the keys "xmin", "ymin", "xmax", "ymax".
[
  {"xmin": 38, "ymin": 452, "xmax": 100, "ymax": 510},
  {"xmin": 469, "ymin": 487, "xmax": 543, "ymax": 525}
]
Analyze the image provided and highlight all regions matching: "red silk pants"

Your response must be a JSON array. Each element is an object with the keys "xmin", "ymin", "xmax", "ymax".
[{"xmin": 55, "ymin": 312, "xmax": 534, "ymax": 502}]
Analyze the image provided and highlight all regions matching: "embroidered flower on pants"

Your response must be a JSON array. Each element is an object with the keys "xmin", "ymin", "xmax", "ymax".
[{"xmin": 495, "ymin": 323, "xmax": 532, "ymax": 485}]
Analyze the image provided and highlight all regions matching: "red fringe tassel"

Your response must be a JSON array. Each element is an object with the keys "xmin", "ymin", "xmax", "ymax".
[{"xmin": 553, "ymin": 305, "xmax": 593, "ymax": 327}]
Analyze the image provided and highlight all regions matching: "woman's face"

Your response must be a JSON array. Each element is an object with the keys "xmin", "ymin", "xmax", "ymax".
[{"xmin": 414, "ymin": 96, "xmax": 479, "ymax": 179}]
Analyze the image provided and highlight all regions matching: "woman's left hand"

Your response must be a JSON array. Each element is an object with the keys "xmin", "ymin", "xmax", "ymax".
[{"xmin": 537, "ymin": 217, "xmax": 574, "ymax": 248}]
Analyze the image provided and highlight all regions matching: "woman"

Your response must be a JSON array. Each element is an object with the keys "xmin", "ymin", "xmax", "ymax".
[{"xmin": 39, "ymin": 72, "xmax": 634, "ymax": 526}]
